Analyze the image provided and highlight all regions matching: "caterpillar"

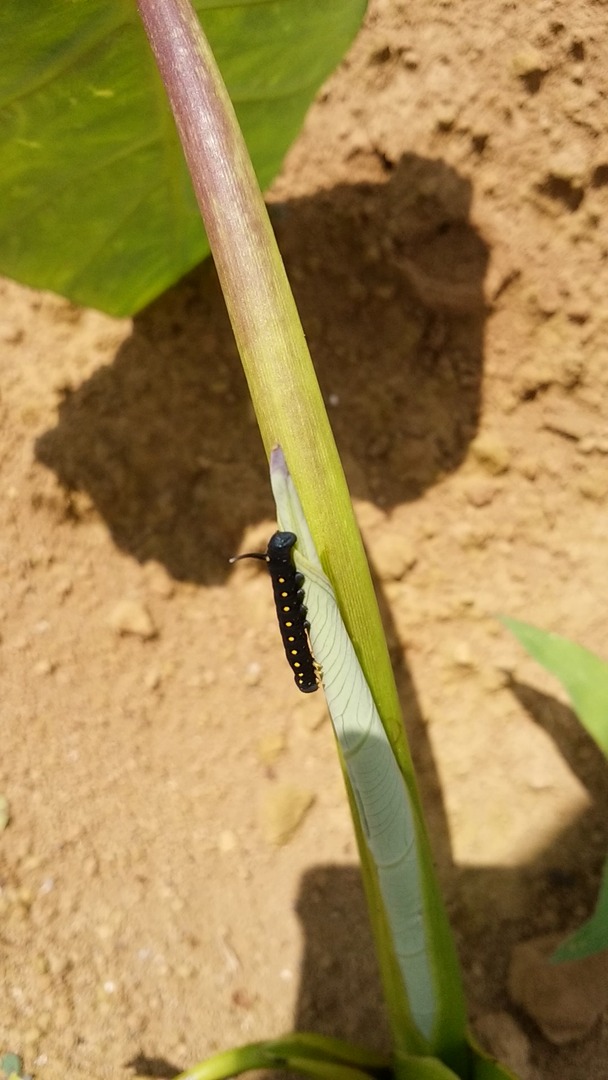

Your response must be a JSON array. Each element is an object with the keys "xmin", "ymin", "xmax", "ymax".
[{"xmin": 230, "ymin": 531, "xmax": 320, "ymax": 694}]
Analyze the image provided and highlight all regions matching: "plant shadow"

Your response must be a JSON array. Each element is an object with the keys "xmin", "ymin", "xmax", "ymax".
[{"xmin": 35, "ymin": 152, "xmax": 488, "ymax": 585}]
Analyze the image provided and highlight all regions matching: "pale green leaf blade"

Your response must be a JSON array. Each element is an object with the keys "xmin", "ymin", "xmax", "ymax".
[
  {"xmin": 501, "ymin": 616, "xmax": 608, "ymax": 758},
  {"xmin": 271, "ymin": 448, "xmax": 468, "ymax": 1061},
  {"xmin": 0, "ymin": 0, "xmax": 366, "ymax": 316}
]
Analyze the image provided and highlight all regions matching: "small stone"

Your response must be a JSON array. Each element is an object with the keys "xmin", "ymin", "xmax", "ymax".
[
  {"xmin": 474, "ymin": 1012, "xmax": 533, "ymax": 1078},
  {"xmin": 511, "ymin": 47, "xmax": 547, "ymax": 77},
  {"xmin": 578, "ymin": 468, "xmax": 608, "ymax": 501},
  {"xmin": 257, "ymin": 732, "xmax": 286, "ymax": 767},
  {"xmin": 143, "ymin": 668, "xmax": 162, "ymax": 691},
  {"xmin": 55, "ymin": 578, "xmax": 73, "ymax": 599},
  {"xmin": 508, "ymin": 934, "xmax": 608, "ymax": 1043},
  {"xmin": 462, "ymin": 478, "xmax": 500, "ymax": 507},
  {"xmin": 515, "ymin": 361, "xmax": 555, "ymax": 399},
  {"xmin": 534, "ymin": 281, "xmax": 561, "ymax": 316},
  {"xmin": 470, "ymin": 432, "xmax": 510, "ymax": 475},
  {"xmin": 260, "ymin": 785, "xmax": 315, "ymax": 846},
  {"xmin": 217, "ymin": 829, "xmax": 237, "ymax": 853},
  {"xmin": 578, "ymin": 437, "xmax": 608, "ymax": 456},
  {"xmin": 144, "ymin": 561, "xmax": 175, "ymax": 598},
  {"xmin": 434, "ymin": 103, "xmax": 458, "ymax": 130},
  {"xmin": 108, "ymin": 599, "xmax": 157, "ymax": 639},
  {"xmin": 451, "ymin": 641, "xmax": 475, "ymax": 668},
  {"xmin": 548, "ymin": 144, "xmax": 589, "ymax": 185},
  {"xmin": 370, "ymin": 532, "xmax": 417, "ymax": 581},
  {"xmin": 244, "ymin": 661, "xmax": 262, "ymax": 687},
  {"xmin": 33, "ymin": 658, "xmax": 55, "ymax": 677}
]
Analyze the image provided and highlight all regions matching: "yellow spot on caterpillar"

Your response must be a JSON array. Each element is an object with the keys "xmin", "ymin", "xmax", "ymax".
[
  {"xmin": 281, "ymin": 591, "xmax": 288, "ymax": 598},
  {"xmin": 291, "ymin": 649, "xmax": 298, "ymax": 655},
  {"xmin": 294, "ymin": 662, "xmax": 301, "ymax": 668},
  {"xmin": 288, "ymin": 636, "xmax": 295, "ymax": 642},
  {"xmin": 283, "ymin": 606, "xmax": 290, "ymax": 612},
  {"xmin": 285, "ymin": 621, "xmax": 293, "ymax": 627},
  {"xmin": 278, "ymin": 577, "xmax": 285, "ymax": 584}
]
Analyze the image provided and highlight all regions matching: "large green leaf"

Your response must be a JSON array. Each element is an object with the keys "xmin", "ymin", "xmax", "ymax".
[{"xmin": 0, "ymin": 0, "xmax": 365, "ymax": 316}]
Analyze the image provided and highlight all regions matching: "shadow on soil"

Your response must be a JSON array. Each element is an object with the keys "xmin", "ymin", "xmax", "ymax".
[{"xmin": 36, "ymin": 152, "xmax": 488, "ymax": 585}]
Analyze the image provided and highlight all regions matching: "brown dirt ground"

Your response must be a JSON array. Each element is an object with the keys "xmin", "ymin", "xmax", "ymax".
[{"xmin": 2, "ymin": 1, "xmax": 608, "ymax": 1078}]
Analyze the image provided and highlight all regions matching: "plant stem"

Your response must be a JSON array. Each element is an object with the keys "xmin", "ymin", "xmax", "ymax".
[{"xmin": 136, "ymin": 1, "xmax": 469, "ymax": 1069}]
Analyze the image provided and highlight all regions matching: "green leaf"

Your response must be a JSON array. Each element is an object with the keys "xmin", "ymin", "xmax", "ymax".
[
  {"xmin": 503, "ymin": 616, "xmax": 608, "ymax": 965},
  {"xmin": 500, "ymin": 616, "xmax": 608, "ymax": 758},
  {"xmin": 0, "ymin": 1055, "xmax": 23, "ymax": 1079},
  {"xmin": 0, "ymin": 0, "xmax": 365, "ymax": 316},
  {"xmin": 552, "ymin": 855, "xmax": 608, "ymax": 962},
  {"xmin": 471, "ymin": 1057, "xmax": 521, "ymax": 1080},
  {"xmin": 271, "ymin": 449, "xmax": 468, "ymax": 1064},
  {"xmin": 172, "ymin": 1036, "xmax": 389, "ymax": 1080}
]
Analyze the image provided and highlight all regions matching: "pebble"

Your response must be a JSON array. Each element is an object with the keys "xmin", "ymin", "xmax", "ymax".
[
  {"xmin": 578, "ymin": 437, "xmax": 608, "ymax": 455},
  {"xmin": 256, "ymin": 731, "xmax": 286, "ymax": 767},
  {"xmin": 451, "ymin": 641, "xmax": 475, "ymax": 669},
  {"xmin": 143, "ymin": 667, "xmax": 162, "ymax": 691},
  {"xmin": 508, "ymin": 934, "xmax": 608, "ymax": 1043},
  {"xmin": 244, "ymin": 661, "xmax": 262, "ymax": 687},
  {"xmin": 260, "ymin": 785, "xmax": 315, "ymax": 846},
  {"xmin": 511, "ymin": 47, "xmax": 547, "ymax": 77},
  {"xmin": 462, "ymin": 478, "xmax": 500, "ymax": 507},
  {"xmin": 144, "ymin": 562, "xmax": 175, "ymax": 598},
  {"xmin": 548, "ymin": 144, "xmax": 589, "ymax": 185},
  {"xmin": 516, "ymin": 349, "xmax": 583, "ymax": 397},
  {"xmin": 33, "ymin": 658, "xmax": 55, "ymax": 677},
  {"xmin": 217, "ymin": 829, "xmax": 237, "ymax": 853},
  {"xmin": 578, "ymin": 468, "xmax": 608, "ymax": 501},
  {"xmin": 369, "ymin": 532, "xmax": 417, "ymax": 581},
  {"xmin": 470, "ymin": 432, "xmax": 510, "ymax": 475},
  {"xmin": 108, "ymin": 599, "xmax": 157, "ymax": 639},
  {"xmin": 474, "ymin": 1012, "xmax": 533, "ymax": 1079}
]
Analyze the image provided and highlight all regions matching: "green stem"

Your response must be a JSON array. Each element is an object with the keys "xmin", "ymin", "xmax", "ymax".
[
  {"xmin": 173, "ymin": 1034, "xmax": 389, "ymax": 1080},
  {"xmin": 136, "ymin": 0, "xmax": 468, "ymax": 1068}
]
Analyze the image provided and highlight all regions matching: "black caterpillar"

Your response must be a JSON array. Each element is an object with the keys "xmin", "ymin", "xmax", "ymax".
[{"xmin": 231, "ymin": 531, "xmax": 319, "ymax": 694}]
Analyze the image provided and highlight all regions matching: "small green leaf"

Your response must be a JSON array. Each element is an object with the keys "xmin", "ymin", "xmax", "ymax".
[
  {"xmin": 500, "ymin": 616, "xmax": 608, "ymax": 758},
  {"xmin": 395, "ymin": 1056, "xmax": 460, "ymax": 1079},
  {"xmin": 552, "ymin": 855, "xmax": 608, "ymax": 962},
  {"xmin": 0, "ymin": 1054, "xmax": 23, "ymax": 1079},
  {"xmin": 467, "ymin": 1033, "xmax": 522, "ymax": 1080},
  {"xmin": 503, "ymin": 616, "xmax": 608, "ymax": 966},
  {"xmin": 0, "ymin": 0, "xmax": 366, "ymax": 316}
]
